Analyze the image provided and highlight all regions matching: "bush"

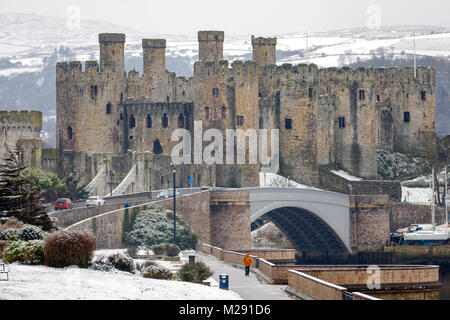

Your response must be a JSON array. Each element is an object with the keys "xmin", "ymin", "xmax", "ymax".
[
  {"xmin": 135, "ymin": 260, "xmax": 157, "ymax": 273},
  {"xmin": 44, "ymin": 230, "xmax": 95, "ymax": 268},
  {"xmin": 127, "ymin": 208, "xmax": 198, "ymax": 250},
  {"xmin": 150, "ymin": 243, "xmax": 165, "ymax": 255},
  {"xmin": 0, "ymin": 224, "xmax": 44, "ymax": 241},
  {"xmin": 0, "ymin": 218, "xmax": 24, "ymax": 231},
  {"xmin": 0, "ymin": 240, "xmax": 8, "ymax": 259},
  {"xmin": 142, "ymin": 265, "xmax": 173, "ymax": 280},
  {"xmin": 107, "ymin": 253, "xmax": 135, "ymax": 273},
  {"xmin": 177, "ymin": 261, "xmax": 213, "ymax": 283},
  {"xmin": 164, "ymin": 243, "xmax": 181, "ymax": 257},
  {"xmin": 3, "ymin": 240, "xmax": 45, "ymax": 264},
  {"xmin": 89, "ymin": 255, "xmax": 114, "ymax": 272}
]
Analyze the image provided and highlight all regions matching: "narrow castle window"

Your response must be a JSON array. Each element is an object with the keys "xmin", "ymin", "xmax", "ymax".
[
  {"xmin": 153, "ymin": 140, "xmax": 163, "ymax": 155},
  {"xmin": 259, "ymin": 117, "xmax": 264, "ymax": 129},
  {"xmin": 146, "ymin": 114, "xmax": 152, "ymax": 128},
  {"xmin": 359, "ymin": 90, "xmax": 365, "ymax": 101},
  {"xmin": 221, "ymin": 106, "xmax": 227, "ymax": 119},
  {"xmin": 106, "ymin": 103, "xmax": 112, "ymax": 114},
  {"xmin": 404, "ymin": 112, "xmax": 410, "ymax": 123},
  {"xmin": 120, "ymin": 113, "xmax": 123, "ymax": 120},
  {"xmin": 212, "ymin": 88, "xmax": 219, "ymax": 98},
  {"xmin": 285, "ymin": 118, "xmax": 292, "ymax": 130},
  {"xmin": 376, "ymin": 95, "xmax": 380, "ymax": 102},
  {"xmin": 308, "ymin": 88, "xmax": 313, "ymax": 99},
  {"xmin": 213, "ymin": 108, "xmax": 218, "ymax": 120},
  {"xmin": 204, "ymin": 107, "xmax": 210, "ymax": 120},
  {"xmin": 339, "ymin": 117, "xmax": 346, "ymax": 128},
  {"xmin": 67, "ymin": 126, "xmax": 73, "ymax": 140},
  {"xmin": 129, "ymin": 115, "xmax": 136, "ymax": 129},
  {"xmin": 237, "ymin": 115, "xmax": 244, "ymax": 126},
  {"xmin": 90, "ymin": 85, "xmax": 98, "ymax": 100},
  {"xmin": 166, "ymin": 96, "xmax": 170, "ymax": 103},
  {"xmin": 162, "ymin": 113, "xmax": 168, "ymax": 128},
  {"xmin": 178, "ymin": 113, "xmax": 184, "ymax": 128},
  {"xmin": 421, "ymin": 91, "xmax": 426, "ymax": 101}
]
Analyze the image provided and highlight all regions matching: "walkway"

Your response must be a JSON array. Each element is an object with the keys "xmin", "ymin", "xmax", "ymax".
[{"xmin": 186, "ymin": 251, "xmax": 294, "ymax": 300}]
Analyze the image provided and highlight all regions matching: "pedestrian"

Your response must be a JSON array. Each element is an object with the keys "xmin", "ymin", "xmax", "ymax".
[
  {"xmin": 125, "ymin": 201, "xmax": 131, "ymax": 208},
  {"xmin": 243, "ymin": 253, "xmax": 252, "ymax": 276}
]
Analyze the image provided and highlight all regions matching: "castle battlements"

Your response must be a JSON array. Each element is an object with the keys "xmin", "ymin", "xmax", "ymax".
[{"xmin": 56, "ymin": 30, "xmax": 437, "ymax": 189}]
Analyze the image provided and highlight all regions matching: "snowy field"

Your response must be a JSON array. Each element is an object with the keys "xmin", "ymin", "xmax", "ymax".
[{"xmin": 0, "ymin": 262, "xmax": 241, "ymax": 300}]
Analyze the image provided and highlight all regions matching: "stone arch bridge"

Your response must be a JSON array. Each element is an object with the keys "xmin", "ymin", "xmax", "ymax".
[{"xmin": 62, "ymin": 188, "xmax": 390, "ymax": 254}]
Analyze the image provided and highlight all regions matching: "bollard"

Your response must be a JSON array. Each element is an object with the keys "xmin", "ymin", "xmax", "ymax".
[{"xmin": 219, "ymin": 274, "xmax": 229, "ymax": 290}]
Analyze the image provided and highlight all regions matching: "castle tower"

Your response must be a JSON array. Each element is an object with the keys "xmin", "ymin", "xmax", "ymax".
[
  {"xmin": 251, "ymin": 36, "xmax": 277, "ymax": 66},
  {"xmin": 142, "ymin": 39, "xmax": 167, "ymax": 102},
  {"xmin": 99, "ymin": 33, "xmax": 125, "ymax": 73},
  {"xmin": 198, "ymin": 31, "xmax": 224, "ymax": 62}
]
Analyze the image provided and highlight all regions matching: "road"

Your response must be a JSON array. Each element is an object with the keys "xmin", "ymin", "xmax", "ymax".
[
  {"xmin": 47, "ymin": 187, "xmax": 204, "ymax": 213},
  {"xmin": 186, "ymin": 252, "xmax": 294, "ymax": 300}
]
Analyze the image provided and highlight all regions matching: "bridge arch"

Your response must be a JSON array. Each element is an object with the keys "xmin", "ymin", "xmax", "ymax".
[{"xmin": 247, "ymin": 188, "xmax": 351, "ymax": 253}]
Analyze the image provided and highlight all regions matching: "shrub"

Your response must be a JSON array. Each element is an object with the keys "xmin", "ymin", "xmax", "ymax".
[
  {"xmin": 150, "ymin": 243, "xmax": 165, "ymax": 255},
  {"xmin": 135, "ymin": 260, "xmax": 157, "ymax": 273},
  {"xmin": 164, "ymin": 243, "xmax": 181, "ymax": 257},
  {"xmin": 0, "ymin": 240, "xmax": 8, "ymax": 259},
  {"xmin": 127, "ymin": 208, "xmax": 198, "ymax": 250},
  {"xmin": 0, "ymin": 224, "xmax": 44, "ymax": 241},
  {"xmin": 0, "ymin": 218, "xmax": 24, "ymax": 231},
  {"xmin": 177, "ymin": 261, "xmax": 213, "ymax": 283},
  {"xmin": 89, "ymin": 255, "xmax": 114, "ymax": 272},
  {"xmin": 142, "ymin": 265, "xmax": 173, "ymax": 280},
  {"xmin": 44, "ymin": 230, "xmax": 95, "ymax": 268},
  {"xmin": 107, "ymin": 253, "xmax": 135, "ymax": 273},
  {"xmin": 3, "ymin": 240, "xmax": 45, "ymax": 264}
]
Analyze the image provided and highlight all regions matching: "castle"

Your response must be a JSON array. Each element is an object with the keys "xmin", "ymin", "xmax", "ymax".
[
  {"xmin": 55, "ymin": 31, "xmax": 436, "ymax": 196},
  {"xmin": 0, "ymin": 110, "xmax": 43, "ymax": 168}
]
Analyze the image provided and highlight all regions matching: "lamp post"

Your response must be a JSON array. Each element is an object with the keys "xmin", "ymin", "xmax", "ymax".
[
  {"xmin": 109, "ymin": 170, "xmax": 114, "ymax": 196},
  {"xmin": 171, "ymin": 162, "xmax": 177, "ymax": 245}
]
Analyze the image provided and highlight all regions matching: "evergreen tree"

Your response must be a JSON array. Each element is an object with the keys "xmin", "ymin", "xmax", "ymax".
[{"xmin": 0, "ymin": 142, "xmax": 55, "ymax": 231}]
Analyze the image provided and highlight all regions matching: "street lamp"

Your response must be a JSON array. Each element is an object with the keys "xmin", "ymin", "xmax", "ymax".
[
  {"xmin": 109, "ymin": 170, "xmax": 114, "ymax": 196},
  {"xmin": 171, "ymin": 162, "xmax": 177, "ymax": 245}
]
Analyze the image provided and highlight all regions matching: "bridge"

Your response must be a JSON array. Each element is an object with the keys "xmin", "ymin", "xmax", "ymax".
[{"xmin": 55, "ymin": 187, "xmax": 393, "ymax": 254}]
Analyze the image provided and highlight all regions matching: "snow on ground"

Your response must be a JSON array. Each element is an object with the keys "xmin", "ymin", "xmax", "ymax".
[
  {"xmin": 401, "ymin": 186, "xmax": 432, "ymax": 205},
  {"xmin": 259, "ymin": 172, "xmax": 321, "ymax": 190},
  {"xmin": 330, "ymin": 170, "xmax": 363, "ymax": 181},
  {"xmin": 0, "ymin": 262, "xmax": 241, "ymax": 300}
]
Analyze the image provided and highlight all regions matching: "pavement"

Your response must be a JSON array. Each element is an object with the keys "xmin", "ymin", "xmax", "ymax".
[{"xmin": 185, "ymin": 251, "xmax": 294, "ymax": 300}]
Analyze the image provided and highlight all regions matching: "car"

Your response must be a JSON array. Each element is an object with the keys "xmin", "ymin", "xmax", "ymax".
[
  {"xmin": 86, "ymin": 196, "xmax": 106, "ymax": 207},
  {"xmin": 156, "ymin": 189, "xmax": 181, "ymax": 199},
  {"xmin": 200, "ymin": 186, "xmax": 214, "ymax": 191},
  {"xmin": 54, "ymin": 198, "xmax": 73, "ymax": 211}
]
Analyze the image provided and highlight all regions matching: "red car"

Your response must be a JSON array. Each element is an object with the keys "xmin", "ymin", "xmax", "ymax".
[{"xmin": 54, "ymin": 198, "xmax": 73, "ymax": 211}]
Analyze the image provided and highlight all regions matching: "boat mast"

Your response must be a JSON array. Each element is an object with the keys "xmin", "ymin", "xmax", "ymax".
[
  {"xmin": 413, "ymin": 32, "xmax": 417, "ymax": 79},
  {"xmin": 445, "ymin": 165, "xmax": 449, "ymax": 227},
  {"xmin": 431, "ymin": 167, "xmax": 436, "ymax": 229}
]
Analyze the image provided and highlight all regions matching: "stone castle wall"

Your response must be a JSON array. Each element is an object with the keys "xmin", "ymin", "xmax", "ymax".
[
  {"xmin": 0, "ymin": 110, "xmax": 42, "ymax": 167},
  {"xmin": 56, "ymin": 31, "xmax": 436, "ymax": 191}
]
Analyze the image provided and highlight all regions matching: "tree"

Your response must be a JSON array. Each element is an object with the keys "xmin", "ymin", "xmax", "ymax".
[{"xmin": 0, "ymin": 142, "xmax": 55, "ymax": 231}]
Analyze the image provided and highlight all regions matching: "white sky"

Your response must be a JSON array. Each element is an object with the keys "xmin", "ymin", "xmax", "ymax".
[{"xmin": 1, "ymin": 0, "xmax": 450, "ymax": 36}]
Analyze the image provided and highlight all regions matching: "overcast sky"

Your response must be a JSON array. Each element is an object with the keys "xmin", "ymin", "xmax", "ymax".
[{"xmin": 1, "ymin": 0, "xmax": 450, "ymax": 36}]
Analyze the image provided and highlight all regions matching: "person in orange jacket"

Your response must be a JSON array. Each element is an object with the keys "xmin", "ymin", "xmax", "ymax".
[{"xmin": 243, "ymin": 253, "xmax": 252, "ymax": 276}]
